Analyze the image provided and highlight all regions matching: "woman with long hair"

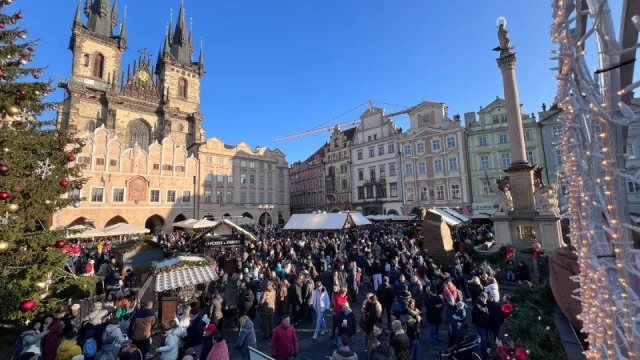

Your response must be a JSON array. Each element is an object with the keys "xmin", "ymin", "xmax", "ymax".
[
  {"xmin": 234, "ymin": 316, "xmax": 257, "ymax": 360},
  {"xmin": 276, "ymin": 279, "xmax": 289, "ymax": 325}
]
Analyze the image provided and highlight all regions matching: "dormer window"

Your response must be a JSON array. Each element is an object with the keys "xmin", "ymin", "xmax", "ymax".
[
  {"xmin": 93, "ymin": 53, "xmax": 104, "ymax": 78},
  {"xmin": 178, "ymin": 78, "xmax": 188, "ymax": 98}
]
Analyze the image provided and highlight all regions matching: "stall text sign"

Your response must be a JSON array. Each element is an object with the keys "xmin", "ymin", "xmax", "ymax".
[{"xmin": 205, "ymin": 238, "xmax": 245, "ymax": 248}]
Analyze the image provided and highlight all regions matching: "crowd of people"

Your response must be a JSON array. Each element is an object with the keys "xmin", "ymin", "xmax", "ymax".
[{"xmin": 15, "ymin": 220, "xmax": 538, "ymax": 360}]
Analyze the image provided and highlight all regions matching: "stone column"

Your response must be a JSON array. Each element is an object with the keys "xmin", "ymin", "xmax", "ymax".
[{"xmin": 497, "ymin": 53, "xmax": 528, "ymax": 165}]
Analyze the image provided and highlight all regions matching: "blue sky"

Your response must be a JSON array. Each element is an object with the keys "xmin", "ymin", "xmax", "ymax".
[{"xmin": 19, "ymin": 0, "xmax": 625, "ymax": 163}]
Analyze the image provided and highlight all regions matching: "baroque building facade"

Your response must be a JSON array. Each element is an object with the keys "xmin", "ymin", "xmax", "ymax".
[
  {"xmin": 52, "ymin": 1, "xmax": 205, "ymax": 233},
  {"xmin": 350, "ymin": 105, "xmax": 404, "ymax": 215},
  {"xmin": 398, "ymin": 101, "xmax": 471, "ymax": 216},
  {"xmin": 325, "ymin": 126, "xmax": 356, "ymax": 212},
  {"xmin": 196, "ymin": 138, "xmax": 290, "ymax": 225},
  {"xmin": 290, "ymin": 145, "xmax": 326, "ymax": 214},
  {"xmin": 537, "ymin": 103, "xmax": 569, "ymax": 210},
  {"xmin": 465, "ymin": 97, "xmax": 547, "ymax": 217}
]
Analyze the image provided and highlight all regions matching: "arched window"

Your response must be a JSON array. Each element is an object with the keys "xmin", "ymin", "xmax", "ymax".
[
  {"xmin": 178, "ymin": 123, "xmax": 184, "ymax": 132},
  {"xmin": 127, "ymin": 119, "xmax": 152, "ymax": 149},
  {"xmin": 178, "ymin": 78, "xmax": 187, "ymax": 98},
  {"xmin": 87, "ymin": 120, "xmax": 96, "ymax": 132},
  {"xmin": 93, "ymin": 53, "xmax": 104, "ymax": 78},
  {"xmin": 83, "ymin": 54, "xmax": 90, "ymax": 67}
]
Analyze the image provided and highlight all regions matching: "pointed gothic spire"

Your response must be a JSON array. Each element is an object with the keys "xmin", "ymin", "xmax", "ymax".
[
  {"xmin": 119, "ymin": 5, "xmax": 127, "ymax": 42},
  {"xmin": 198, "ymin": 37, "xmax": 205, "ymax": 75},
  {"xmin": 73, "ymin": 0, "xmax": 83, "ymax": 27},
  {"xmin": 86, "ymin": 0, "xmax": 116, "ymax": 37},
  {"xmin": 170, "ymin": 2, "xmax": 191, "ymax": 64},
  {"xmin": 84, "ymin": 0, "xmax": 92, "ymax": 17},
  {"xmin": 111, "ymin": 0, "xmax": 118, "ymax": 28}
]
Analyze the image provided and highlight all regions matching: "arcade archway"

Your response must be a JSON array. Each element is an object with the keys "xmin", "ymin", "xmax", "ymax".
[
  {"xmin": 387, "ymin": 209, "xmax": 399, "ymax": 215},
  {"xmin": 145, "ymin": 214, "xmax": 165, "ymax": 235},
  {"xmin": 68, "ymin": 217, "xmax": 90, "ymax": 228},
  {"xmin": 330, "ymin": 208, "xmax": 341, "ymax": 213},
  {"xmin": 105, "ymin": 215, "xmax": 128, "ymax": 227},
  {"xmin": 278, "ymin": 213, "xmax": 285, "ymax": 226},
  {"xmin": 242, "ymin": 212, "xmax": 254, "ymax": 219},
  {"xmin": 258, "ymin": 212, "xmax": 272, "ymax": 226}
]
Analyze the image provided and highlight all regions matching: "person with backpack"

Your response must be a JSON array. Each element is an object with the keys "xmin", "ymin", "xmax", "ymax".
[
  {"xmin": 57, "ymin": 330, "xmax": 83, "ymax": 360},
  {"xmin": 156, "ymin": 320, "xmax": 183, "ymax": 360},
  {"xmin": 16, "ymin": 320, "xmax": 48, "ymax": 357},
  {"xmin": 129, "ymin": 301, "xmax": 156, "ymax": 359},
  {"xmin": 95, "ymin": 336, "xmax": 119, "ymax": 360},
  {"xmin": 103, "ymin": 318, "xmax": 126, "ymax": 347},
  {"xmin": 81, "ymin": 328, "xmax": 99, "ymax": 360}
]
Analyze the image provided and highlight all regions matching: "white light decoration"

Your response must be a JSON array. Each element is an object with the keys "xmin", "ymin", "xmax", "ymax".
[{"xmin": 551, "ymin": 0, "xmax": 640, "ymax": 359}]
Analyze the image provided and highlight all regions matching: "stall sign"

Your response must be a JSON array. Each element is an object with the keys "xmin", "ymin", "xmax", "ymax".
[{"xmin": 205, "ymin": 238, "xmax": 245, "ymax": 248}]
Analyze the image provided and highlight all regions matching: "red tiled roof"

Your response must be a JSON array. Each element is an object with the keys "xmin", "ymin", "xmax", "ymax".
[
  {"xmin": 342, "ymin": 127, "xmax": 357, "ymax": 141},
  {"xmin": 304, "ymin": 143, "xmax": 327, "ymax": 163}
]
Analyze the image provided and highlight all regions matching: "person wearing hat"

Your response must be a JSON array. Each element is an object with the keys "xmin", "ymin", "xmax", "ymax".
[
  {"xmin": 56, "ymin": 330, "xmax": 82, "ymax": 360},
  {"xmin": 156, "ymin": 320, "xmax": 183, "ymax": 360},
  {"xmin": 389, "ymin": 320, "xmax": 409, "ymax": 360},
  {"xmin": 199, "ymin": 324, "xmax": 216, "ymax": 360},
  {"xmin": 448, "ymin": 301, "xmax": 467, "ymax": 346}
]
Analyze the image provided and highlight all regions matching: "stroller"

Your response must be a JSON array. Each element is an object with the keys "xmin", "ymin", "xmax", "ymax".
[{"xmin": 439, "ymin": 335, "xmax": 482, "ymax": 360}]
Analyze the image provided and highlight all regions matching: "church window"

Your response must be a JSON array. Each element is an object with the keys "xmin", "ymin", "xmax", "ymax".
[
  {"xmin": 128, "ymin": 119, "xmax": 152, "ymax": 149},
  {"xmin": 93, "ymin": 53, "xmax": 104, "ymax": 79},
  {"xmin": 178, "ymin": 78, "xmax": 188, "ymax": 98},
  {"xmin": 83, "ymin": 54, "xmax": 90, "ymax": 66},
  {"xmin": 87, "ymin": 120, "xmax": 96, "ymax": 132},
  {"xmin": 178, "ymin": 123, "xmax": 184, "ymax": 132}
]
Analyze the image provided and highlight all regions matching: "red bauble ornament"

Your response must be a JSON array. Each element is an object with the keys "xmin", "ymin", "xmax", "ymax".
[
  {"xmin": 0, "ymin": 191, "xmax": 10, "ymax": 201},
  {"xmin": 14, "ymin": 186, "xmax": 22, "ymax": 193},
  {"xmin": 67, "ymin": 155, "xmax": 76, "ymax": 162},
  {"xmin": 514, "ymin": 347, "xmax": 529, "ymax": 360},
  {"xmin": 0, "ymin": 70, "xmax": 4, "ymax": 77},
  {"xmin": 19, "ymin": 90, "xmax": 27, "ymax": 97},
  {"xmin": 75, "ymin": 184, "xmax": 83, "ymax": 190},
  {"xmin": 55, "ymin": 240, "xmax": 66, "ymax": 249},
  {"xmin": 19, "ymin": 300, "xmax": 36, "ymax": 313},
  {"xmin": 59, "ymin": 180, "xmax": 70, "ymax": 188},
  {"xmin": 0, "ymin": 164, "xmax": 8, "ymax": 174},
  {"xmin": 24, "ymin": 170, "xmax": 32, "ymax": 177},
  {"xmin": 0, "ymin": 23, "xmax": 4, "ymax": 29},
  {"xmin": 501, "ymin": 303, "xmax": 514, "ymax": 317},
  {"xmin": 506, "ymin": 246, "xmax": 515, "ymax": 258}
]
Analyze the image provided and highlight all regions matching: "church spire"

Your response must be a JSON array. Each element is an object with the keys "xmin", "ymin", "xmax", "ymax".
[
  {"xmin": 198, "ymin": 38, "xmax": 205, "ymax": 76},
  {"xmin": 86, "ymin": 0, "xmax": 116, "ymax": 37},
  {"xmin": 170, "ymin": 2, "xmax": 191, "ymax": 64},
  {"xmin": 73, "ymin": 0, "xmax": 83, "ymax": 27},
  {"xmin": 119, "ymin": 4, "xmax": 127, "ymax": 48}
]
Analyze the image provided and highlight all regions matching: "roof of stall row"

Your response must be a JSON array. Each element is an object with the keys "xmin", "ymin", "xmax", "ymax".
[{"xmin": 283, "ymin": 212, "xmax": 371, "ymax": 230}]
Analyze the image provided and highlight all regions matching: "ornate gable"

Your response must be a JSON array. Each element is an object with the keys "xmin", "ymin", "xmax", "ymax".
[{"xmin": 120, "ymin": 59, "xmax": 159, "ymax": 103}]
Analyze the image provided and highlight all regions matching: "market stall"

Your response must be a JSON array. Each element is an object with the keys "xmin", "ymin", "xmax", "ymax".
[
  {"xmin": 366, "ymin": 214, "xmax": 416, "ymax": 222},
  {"xmin": 421, "ymin": 208, "xmax": 470, "ymax": 265},
  {"xmin": 111, "ymin": 239, "xmax": 164, "ymax": 277},
  {"xmin": 283, "ymin": 212, "xmax": 371, "ymax": 230},
  {"xmin": 195, "ymin": 219, "xmax": 257, "ymax": 273}
]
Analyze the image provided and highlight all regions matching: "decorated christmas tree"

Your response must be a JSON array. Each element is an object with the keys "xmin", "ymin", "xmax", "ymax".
[{"xmin": 0, "ymin": 0, "xmax": 87, "ymax": 321}]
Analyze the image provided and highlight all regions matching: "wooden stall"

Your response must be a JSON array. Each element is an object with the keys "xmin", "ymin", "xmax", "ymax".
[
  {"xmin": 112, "ymin": 239, "xmax": 164, "ymax": 277},
  {"xmin": 421, "ymin": 208, "xmax": 470, "ymax": 265}
]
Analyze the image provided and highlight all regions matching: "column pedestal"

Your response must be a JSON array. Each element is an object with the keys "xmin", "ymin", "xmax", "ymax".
[
  {"xmin": 505, "ymin": 163, "xmax": 536, "ymax": 211},
  {"xmin": 493, "ymin": 214, "xmax": 513, "ymax": 247},
  {"xmin": 534, "ymin": 213, "xmax": 564, "ymax": 250}
]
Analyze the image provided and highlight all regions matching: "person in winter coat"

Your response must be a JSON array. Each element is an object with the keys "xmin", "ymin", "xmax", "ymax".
[
  {"xmin": 449, "ymin": 258, "xmax": 470, "ymax": 301},
  {"xmin": 312, "ymin": 281, "xmax": 331, "ymax": 339},
  {"xmin": 333, "ymin": 287, "xmax": 349, "ymax": 337},
  {"xmin": 129, "ymin": 301, "xmax": 157, "ymax": 359},
  {"xmin": 183, "ymin": 308, "xmax": 206, "ymax": 354},
  {"xmin": 84, "ymin": 302, "xmax": 109, "ymax": 326},
  {"xmin": 516, "ymin": 261, "xmax": 531, "ymax": 282},
  {"xmin": 271, "ymin": 315, "xmax": 299, "ymax": 360},
  {"xmin": 103, "ymin": 318, "xmax": 126, "ymax": 347},
  {"xmin": 235, "ymin": 316, "xmax": 257, "ymax": 360},
  {"xmin": 389, "ymin": 320, "xmax": 409, "ymax": 360},
  {"xmin": 467, "ymin": 276, "xmax": 484, "ymax": 305},
  {"xmin": 346, "ymin": 263, "xmax": 359, "ymax": 305},
  {"xmin": 335, "ymin": 302, "xmax": 357, "ymax": 347},
  {"xmin": 95, "ymin": 335, "xmax": 120, "ymax": 360},
  {"xmin": 43, "ymin": 309, "xmax": 65, "ymax": 360},
  {"xmin": 408, "ymin": 276, "xmax": 423, "ymax": 316},
  {"xmin": 21, "ymin": 320, "xmax": 48, "ymax": 355},
  {"xmin": 209, "ymin": 290, "xmax": 224, "ymax": 332},
  {"xmin": 471, "ymin": 293, "xmax": 491, "ymax": 358},
  {"xmin": 276, "ymin": 279, "xmax": 289, "ymax": 324},
  {"xmin": 205, "ymin": 331, "xmax": 229, "ymax": 360},
  {"xmin": 405, "ymin": 300, "xmax": 421, "ymax": 360},
  {"xmin": 442, "ymin": 278, "xmax": 460, "ymax": 305},
  {"xmin": 156, "ymin": 321, "xmax": 183, "ymax": 360},
  {"xmin": 486, "ymin": 293, "xmax": 505, "ymax": 342},
  {"xmin": 483, "ymin": 277, "xmax": 500, "ymax": 302},
  {"xmin": 375, "ymin": 277, "xmax": 394, "ymax": 327},
  {"xmin": 360, "ymin": 294, "xmax": 382, "ymax": 337},
  {"xmin": 331, "ymin": 335, "xmax": 358, "ymax": 360},
  {"xmin": 199, "ymin": 325, "xmax": 217, "ymax": 360},
  {"xmin": 537, "ymin": 254, "xmax": 550, "ymax": 285},
  {"xmin": 57, "ymin": 331, "xmax": 82, "ymax": 360},
  {"xmin": 367, "ymin": 334, "xmax": 395, "ymax": 360},
  {"xmin": 448, "ymin": 302, "xmax": 467, "ymax": 346},
  {"xmin": 258, "ymin": 281, "xmax": 276, "ymax": 339}
]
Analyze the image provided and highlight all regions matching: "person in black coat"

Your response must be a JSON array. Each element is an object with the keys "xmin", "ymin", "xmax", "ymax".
[
  {"xmin": 335, "ymin": 302, "xmax": 357, "ymax": 347},
  {"xmin": 471, "ymin": 293, "xmax": 491, "ymax": 358},
  {"xmin": 199, "ymin": 325, "xmax": 216, "ymax": 360},
  {"xmin": 375, "ymin": 277, "xmax": 394, "ymax": 327},
  {"xmin": 425, "ymin": 285, "xmax": 444, "ymax": 345},
  {"xmin": 486, "ymin": 294, "xmax": 504, "ymax": 343},
  {"xmin": 516, "ymin": 261, "xmax": 531, "ymax": 282},
  {"xmin": 183, "ymin": 308, "xmax": 206, "ymax": 353}
]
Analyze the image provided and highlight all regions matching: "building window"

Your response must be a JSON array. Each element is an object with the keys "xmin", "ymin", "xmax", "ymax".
[
  {"xmin": 379, "ymin": 165, "xmax": 386, "ymax": 179},
  {"xmin": 267, "ymin": 176, "xmax": 273, "ymax": 186},
  {"xmin": 182, "ymin": 190, "xmax": 191, "ymax": 203},
  {"xmin": 83, "ymin": 53, "xmax": 90, "ymax": 66},
  {"xmin": 228, "ymin": 159, "xmax": 234, "ymax": 166},
  {"xmin": 176, "ymin": 166, "xmax": 184, "ymax": 172},
  {"xmin": 480, "ymin": 155, "xmax": 490, "ymax": 169},
  {"xmin": 206, "ymin": 156, "xmax": 212, "ymax": 163},
  {"xmin": 628, "ymin": 182, "xmax": 640, "ymax": 193},
  {"xmin": 404, "ymin": 145, "xmax": 412, "ymax": 155},
  {"xmin": 501, "ymin": 153, "xmax": 511, "ymax": 167},
  {"xmin": 388, "ymin": 143, "xmax": 395, "ymax": 154},
  {"xmin": 213, "ymin": 191, "xmax": 221, "ymax": 203},
  {"xmin": 357, "ymin": 151, "xmax": 363, "ymax": 160},
  {"xmin": 162, "ymin": 165, "xmax": 173, "ymax": 171},
  {"xmin": 228, "ymin": 174, "xmax": 234, "ymax": 183},
  {"xmin": 405, "ymin": 163, "xmax": 413, "ymax": 175},
  {"xmin": 69, "ymin": 189, "xmax": 81, "ymax": 200},
  {"xmin": 436, "ymin": 185, "xmax": 445, "ymax": 200},
  {"xmin": 96, "ymin": 158, "xmax": 105, "ymax": 166},
  {"xmin": 555, "ymin": 149, "xmax": 562, "ymax": 166},
  {"xmin": 451, "ymin": 184, "xmax": 461, "ymax": 199},
  {"xmin": 341, "ymin": 178, "xmax": 348, "ymax": 189},
  {"xmin": 366, "ymin": 186, "xmax": 374, "ymax": 198},
  {"xmin": 267, "ymin": 163, "xmax": 272, "ymax": 170},
  {"xmin": 259, "ymin": 175, "xmax": 265, "ymax": 185},
  {"xmin": 227, "ymin": 191, "xmax": 233, "ymax": 203},
  {"xmin": 389, "ymin": 163, "xmax": 396, "ymax": 176},
  {"xmin": 406, "ymin": 187, "xmax": 415, "ymax": 202},
  {"xmin": 93, "ymin": 53, "xmax": 104, "ymax": 78},
  {"xmin": 217, "ymin": 173, "xmax": 223, "ymax": 182},
  {"xmin": 527, "ymin": 151, "xmax": 534, "ymax": 163},
  {"xmin": 483, "ymin": 184, "xmax": 495, "ymax": 195},
  {"xmin": 478, "ymin": 136, "xmax": 488, "ymax": 146},
  {"xmin": 552, "ymin": 125, "xmax": 563, "ymax": 138},
  {"xmin": 432, "ymin": 139, "xmax": 441, "ymax": 151},
  {"xmin": 240, "ymin": 174, "xmax": 247, "ymax": 184},
  {"xmin": 249, "ymin": 192, "xmax": 255, "ymax": 203},
  {"xmin": 206, "ymin": 172, "xmax": 213, "ymax": 181},
  {"xmin": 166, "ymin": 190, "xmax": 176, "ymax": 203},
  {"xmin": 418, "ymin": 162, "xmax": 426, "ymax": 174},
  {"xmin": 369, "ymin": 147, "xmax": 375, "ymax": 158},
  {"xmin": 280, "ymin": 193, "xmax": 284, "ymax": 204},
  {"xmin": 259, "ymin": 192, "xmax": 265, "ymax": 203},
  {"xmin": 240, "ymin": 191, "xmax": 246, "ymax": 203},
  {"xmin": 90, "ymin": 187, "xmax": 104, "ymax": 202},
  {"xmin": 358, "ymin": 187, "xmax": 365, "ymax": 200},
  {"xmin": 218, "ymin": 157, "xmax": 224, "ymax": 165},
  {"xmin": 78, "ymin": 156, "xmax": 91, "ymax": 165},
  {"xmin": 112, "ymin": 188, "xmax": 125, "ymax": 203},
  {"xmin": 358, "ymin": 169, "xmax": 364, "ymax": 181},
  {"xmin": 448, "ymin": 157, "xmax": 458, "ymax": 171},
  {"xmin": 178, "ymin": 78, "xmax": 188, "ymax": 98},
  {"xmin": 109, "ymin": 159, "xmax": 118, "ymax": 167},
  {"xmin": 249, "ymin": 161, "xmax": 255, "ymax": 168},
  {"xmin": 416, "ymin": 143, "xmax": 425, "ymax": 153},
  {"xmin": 499, "ymin": 134, "xmax": 509, "ymax": 144},
  {"xmin": 368, "ymin": 135, "xmax": 372, "ymax": 142},
  {"xmin": 390, "ymin": 183, "xmax": 398, "ymax": 197},
  {"xmin": 420, "ymin": 187, "xmax": 428, "ymax": 201},
  {"xmin": 267, "ymin": 192, "xmax": 273, "ymax": 203},
  {"xmin": 524, "ymin": 130, "xmax": 532, "ymax": 141},
  {"xmin": 627, "ymin": 143, "xmax": 635, "ymax": 158},
  {"xmin": 369, "ymin": 168, "xmax": 376, "ymax": 181},
  {"xmin": 250, "ymin": 174, "xmax": 255, "ymax": 184},
  {"xmin": 378, "ymin": 145, "xmax": 384, "ymax": 156},
  {"xmin": 240, "ymin": 160, "xmax": 247, "ymax": 167},
  {"xmin": 447, "ymin": 136, "xmax": 456, "ymax": 148},
  {"xmin": 434, "ymin": 159, "xmax": 443, "ymax": 172},
  {"xmin": 150, "ymin": 189, "xmax": 160, "ymax": 203}
]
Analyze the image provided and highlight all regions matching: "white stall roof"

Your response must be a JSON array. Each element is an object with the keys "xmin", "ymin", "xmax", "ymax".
[
  {"xmin": 284, "ymin": 212, "xmax": 371, "ymax": 230},
  {"xmin": 154, "ymin": 256, "xmax": 219, "ymax": 292},
  {"xmin": 428, "ymin": 208, "xmax": 470, "ymax": 226}
]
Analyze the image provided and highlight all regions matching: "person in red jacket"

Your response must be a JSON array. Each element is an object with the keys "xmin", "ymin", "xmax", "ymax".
[
  {"xmin": 271, "ymin": 314, "xmax": 298, "ymax": 360},
  {"xmin": 332, "ymin": 287, "xmax": 348, "ymax": 339}
]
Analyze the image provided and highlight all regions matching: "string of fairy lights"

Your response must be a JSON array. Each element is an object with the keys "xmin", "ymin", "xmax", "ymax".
[{"xmin": 551, "ymin": 0, "xmax": 640, "ymax": 359}]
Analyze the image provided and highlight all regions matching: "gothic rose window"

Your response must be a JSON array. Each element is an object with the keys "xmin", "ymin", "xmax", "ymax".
[
  {"xmin": 128, "ymin": 119, "xmax": 152, "ymax": 149},
  {"xmin": 178, "ymin": 78, "xmax": 187, "ymax": 98},
  {"xmin": 93, "ymin": 53, "xmax": 104, "ymax": 78}
]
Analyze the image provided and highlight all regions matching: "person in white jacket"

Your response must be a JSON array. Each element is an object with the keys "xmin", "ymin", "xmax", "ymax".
[
  {"xmin": 484, "ymin": 277, "xmax": 500, "ymax": 302},
  {"xmin": 312, "ymin": 281, "xmax": 331, "ymax": 340},
  {"xmin": 156, "ymin": 321, "xmax": 184, "ymax": 360},
  {"xmin": 103, "ymin": 318, "xmax": 127, "ymax": 346}
]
